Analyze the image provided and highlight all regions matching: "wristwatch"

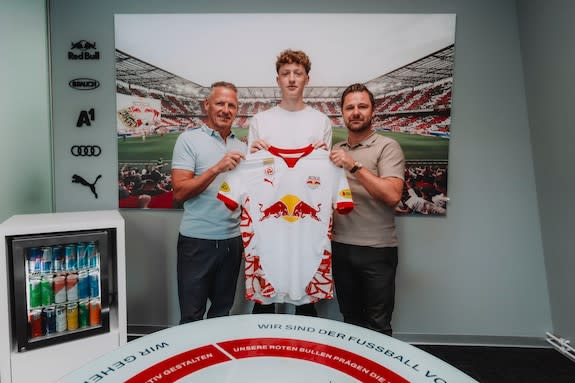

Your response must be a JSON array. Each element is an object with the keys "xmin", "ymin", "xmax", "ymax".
[{"xmin": 349, "ymin": 161, "xmax": 363, "ymax": 174}]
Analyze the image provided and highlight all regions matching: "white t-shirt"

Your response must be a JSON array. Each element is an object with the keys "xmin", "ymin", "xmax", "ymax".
[
  {"xmin": 248, "ymin": 106, "xmax": 332, "ymax": 148},
  {"xmin": 217, "ymin": 146, "xmax": 353, "ymax": 305}
]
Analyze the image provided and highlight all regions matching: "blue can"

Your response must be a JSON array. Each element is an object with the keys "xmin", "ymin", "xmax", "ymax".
[
  {"xmin": 52, "ymin": 245, "xmax": 64, "ymax": 272},
  {"xmin": 87, "ymin": 242, "xmax": 98, "ymax": 268},
  {"xmin": 65, "ymin": 245, "xmax": 77, "ymax": 271},
  {"xmin": 77, "ymin": 243, "xmax": 87, "ymax": 269},
  {"xmin": 89, "ymin": 269, "xmax": 99, "ymax": 297},
  {"xmin": 40, "ymin": 247, "xmax": 53, "ymax": 273},
  {"xmin": 43, "ymin": 307, "xmax": 56, "ymax": 335},
  {"xmin": 78, "ymin": 270, "xmax": 90, "ymax": 299},
  {"xmin": 27, "ymin": 247, "xmax": 42, "ymax": 273}
]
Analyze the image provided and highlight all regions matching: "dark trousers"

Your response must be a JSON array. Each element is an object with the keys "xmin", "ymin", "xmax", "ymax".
[
  {"xmin": 332, "ymin": 242, "xmax": 398, "ymax": 336},
  {"xmin": 177, "ymin": 234, "xmax": 242, "ymax": 324}
]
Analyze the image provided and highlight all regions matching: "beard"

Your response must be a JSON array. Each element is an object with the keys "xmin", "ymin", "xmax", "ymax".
[{"xmin": 346, "ymin": 117, "xmax": 372, "ymax": 132}]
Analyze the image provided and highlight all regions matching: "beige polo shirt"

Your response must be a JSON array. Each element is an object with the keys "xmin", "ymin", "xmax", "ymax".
[{"xmin": 332, "ymin": 132, "xmax": 405, "ymax": 247}]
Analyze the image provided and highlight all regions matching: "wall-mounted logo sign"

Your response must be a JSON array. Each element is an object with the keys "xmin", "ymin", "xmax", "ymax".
[
  {"xmin": 72, "ymin": 174, "xmax": 101, "ymax": 199},
  {"xmin": 69, "ymin": 40, "xmax": 100, "ymax": 60},
  {"xmin": 69, "ymin": 78, "xmax": 100, "ymax": 90},
  {"xmin": 77, "ymin": 108, "xmax": 95, "ymax": 127},
  {"xmin": 70, "ymin": 145, "xmax": 101, "ymax": 157}
]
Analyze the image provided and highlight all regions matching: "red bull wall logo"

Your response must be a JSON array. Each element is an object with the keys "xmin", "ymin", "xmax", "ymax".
[{"xmin": 259, "ymin": 194, "xmax": 321, "ymax": 223}]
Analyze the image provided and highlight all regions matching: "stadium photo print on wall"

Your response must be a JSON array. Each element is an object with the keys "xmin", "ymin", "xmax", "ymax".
[{"xmin": 115, "ymin": 14, "xmax": 455, "ymax": 215}]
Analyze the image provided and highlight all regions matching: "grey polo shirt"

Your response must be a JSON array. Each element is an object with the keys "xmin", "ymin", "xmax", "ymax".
[
  {"xmin": 332, "ymin": 132, "xmax": 405, "ymax": 247},
  {"xmin": 172, "ymin": 126, "xmax": 247, "ymax": 239}
]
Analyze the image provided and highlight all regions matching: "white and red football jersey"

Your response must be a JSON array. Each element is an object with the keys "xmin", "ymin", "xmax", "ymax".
[{"xmin": 217, "ymin": 145, "xmax": 353, "ymax": 305}]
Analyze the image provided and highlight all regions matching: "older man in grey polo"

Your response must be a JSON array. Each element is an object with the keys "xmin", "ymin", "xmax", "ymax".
[{"xmin": 171, "ymin": 81, "xmax": 247, "ymax": 323}]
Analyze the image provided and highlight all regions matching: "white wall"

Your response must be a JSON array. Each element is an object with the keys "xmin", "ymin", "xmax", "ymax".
[
  {"xmin": 0, "ymin": 0, "xmax": 52, "ymax": 222},
  {"xmin": 517, "ymin": 0, "xmax": 575, "ymax": 342}
]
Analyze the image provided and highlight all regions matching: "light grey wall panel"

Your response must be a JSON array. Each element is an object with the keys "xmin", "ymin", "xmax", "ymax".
[
  {"xmin": 517, "ymin": 0, "xmax": 575, "ymax": 341},
  {"xmin": 0, "ymin": 0, "xmax": 52, "ymax": 221},
  {"xmin": 47, "ymin": 0, "xmax": 551, "ymax": 342}
]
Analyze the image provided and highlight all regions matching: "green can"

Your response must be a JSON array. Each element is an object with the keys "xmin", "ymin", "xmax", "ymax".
[
  {"xmin": 78, "ymin": 299, "xmax": 89, "ymax": 328},
  {"xmin": 29, "ymin": 276, "xmax": 42, "ymax": 308},
  {"xmin": 41, "ymin": 275, "xmax": 54, "ymax": 306}
]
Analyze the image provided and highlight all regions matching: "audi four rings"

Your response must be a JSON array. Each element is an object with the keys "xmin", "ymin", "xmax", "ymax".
[{"xmin": 70, "ymin": 145, "xmax": 102, "ymax": 156}]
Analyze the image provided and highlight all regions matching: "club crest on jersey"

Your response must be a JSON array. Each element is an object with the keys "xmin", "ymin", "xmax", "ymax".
[
  {"xmin": 306, "ymin": 176, "xmax": 321, "ymax": 189},
  {"xmin": 264, "ymin": 166, "xmax": 275, "ymax": 177}
]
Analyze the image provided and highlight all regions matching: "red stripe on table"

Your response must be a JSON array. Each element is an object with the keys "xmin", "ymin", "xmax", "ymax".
[{"xmin": 218, "ymin": 337, "xmax": 410, "ymax": 383}]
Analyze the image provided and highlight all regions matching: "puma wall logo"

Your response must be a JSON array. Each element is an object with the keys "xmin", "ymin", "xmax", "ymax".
[{"xmin": 72, "ymin": 174, "xmax": 102, "ymax": 198}]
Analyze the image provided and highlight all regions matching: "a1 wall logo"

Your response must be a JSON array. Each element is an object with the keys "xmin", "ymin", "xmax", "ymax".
[
  {"xmin": 69, "ymin": 40, "xmax": 100, "ymax": 60},
  {"xmin": 77, "ymin": 108, "xmax": 95, "ymax": 127}
]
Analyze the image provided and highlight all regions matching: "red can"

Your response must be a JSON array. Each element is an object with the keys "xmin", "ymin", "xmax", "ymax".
[{"xmin": 29, "ymin": 309, "xmax": 43, "ymax": 338}]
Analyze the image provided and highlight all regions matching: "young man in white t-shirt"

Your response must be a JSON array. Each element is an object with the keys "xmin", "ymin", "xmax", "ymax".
[{"xmin": 230, "ymin": 49, "xmax": 339, "ymax": 318}]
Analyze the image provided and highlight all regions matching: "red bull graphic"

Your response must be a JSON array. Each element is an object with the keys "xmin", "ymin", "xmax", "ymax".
[{"xmin": 259, "ymin": 194, "xmax": 321, "ymax": 223}]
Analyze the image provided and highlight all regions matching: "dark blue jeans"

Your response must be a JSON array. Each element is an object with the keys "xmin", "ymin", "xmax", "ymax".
[
  {"xmin": 332, "ymin": 242, "xmax": 398, "ymax": 336},
  {"xmin": 177, "ymin": 234, "xmax": 243, "ymax": 324}
]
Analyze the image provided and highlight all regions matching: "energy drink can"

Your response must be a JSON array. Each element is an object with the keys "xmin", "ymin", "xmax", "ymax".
[
  {"xmin": 77, "ymin": 243, "xmax": 87, "ymax": 269},
  {"xmin": 66, "ymin": 273, "xmax": 78, "ymax": 301},
  {"xmin": 87, "ymin": 242, "xmax": 98, "ymax": 268},
  {"xmin": 53, "ymin": 275, "xmax": 66, "ymax": 303},
  {"xmin": 89, "ymin": 298, "xmax": 101, "ymax": 326},
  {"xmin": 89, "ymin": 269, "xmax": 99, "ymax": 297},
  {"xmin": 55, "ymin": 305, "xmax": 67, "ymax": 332},
  {"xmin": 27, "ymin": 247, "xmax": 42, "ymax": 273},
  {"xmin": 66, "ymin": 303, "xmax": 78, "ymax": 331},
  {"xmin": 79, "ymin": 299, "xmax": 89, "ymax": 328},
  {"xmin": 65, "ymin": 245, "xmax": 77, "ymax": 271},
  {"xmin": 43, "ymin": 307, "xmax": 56, "ymax": 335},
  {"xmin": 52, "ymin": 245, "xmax": 64, "ymax": 272},
  {"xmin": 40, "ymin": 247, "xmax": 53, "ymax": 273},
  {"xmin": 40, "ymin": 275, "xmax": 54, "ymax": 306},
  {"xmin": 29, "ymin": 276, "xmax": 42, "ymax": 308},
  {"xmin": 78, "ymin": 270, "xmax": 89, "ymax": 299},
  {"xmin": 29, "ymin": 309, "xmax": 43, "ymax": 338}
]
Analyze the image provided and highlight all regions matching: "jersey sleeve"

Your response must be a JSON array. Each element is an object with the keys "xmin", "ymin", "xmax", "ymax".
[
  {"xmin": 216, "ymin": 168, "xmax": 242, "ymax": 210},
  {"xmin": 332, "ymin": 165, "xmax": 354, "ymax": 214}
]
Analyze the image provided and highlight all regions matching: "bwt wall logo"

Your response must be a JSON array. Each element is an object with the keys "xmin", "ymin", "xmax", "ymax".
[
  {"xmin": 69, "ymin": 40, "xmax": 100, "ymax": 60},
  {"xmin": 69, "ymin": 78, "xmax": 100, "ymax": 90}
]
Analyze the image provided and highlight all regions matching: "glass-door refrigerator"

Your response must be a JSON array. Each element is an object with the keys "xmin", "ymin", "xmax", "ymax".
[{"xmin": 0, "ymin": 210, "xmax": 127, "ymax": 383}]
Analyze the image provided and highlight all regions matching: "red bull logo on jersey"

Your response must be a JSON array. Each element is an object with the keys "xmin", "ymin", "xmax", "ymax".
[{"xmin": 259, "ymin": 194, "xmax": 321, "ymax": 223}]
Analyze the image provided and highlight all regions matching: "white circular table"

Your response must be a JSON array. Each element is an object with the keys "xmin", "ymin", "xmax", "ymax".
[{"xmin": 59, "ymin": 314, "xmax": 477, "ymax": 382}]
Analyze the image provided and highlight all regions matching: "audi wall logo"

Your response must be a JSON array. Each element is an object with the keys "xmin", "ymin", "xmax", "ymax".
[
  {"xmin": 69, "ymin": 40, "xmax": 100, "ymax": 60},
  {"xmin": 71, "ymin": 145, "xmax": 101, "ymax": 157},
  {"xmin": 69, "ymin": 78, "xmax": 100, "ymax": 90}
]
